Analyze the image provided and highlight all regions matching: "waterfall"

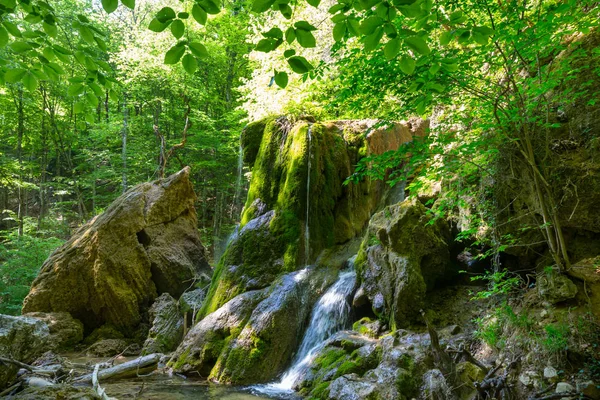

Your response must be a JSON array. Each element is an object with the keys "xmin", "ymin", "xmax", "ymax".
[
  {"xmin": 304, "ymin": 126, "xmax": 312, "ymax": 265},
  {"xmin": 233, "ymin": 137, "xmax": 244, "ymax": 214},
  {"xmin": 254, "ymin": 267, "xmax": 356, "ymax": 396}
]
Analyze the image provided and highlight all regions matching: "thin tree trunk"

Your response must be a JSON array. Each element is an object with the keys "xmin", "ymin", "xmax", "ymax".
[{"xmin": 121, "ymin": 94, "xmax": 128, "ymax": 193}]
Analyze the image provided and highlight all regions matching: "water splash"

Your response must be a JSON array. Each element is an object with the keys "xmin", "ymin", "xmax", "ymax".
[
  {"xmin": 304, "ymin": 126, "xmax": 312, "ymax": 265},
  {"xmin": 254, "ymin": 268, "xmax": 356, "ymax": 396}
]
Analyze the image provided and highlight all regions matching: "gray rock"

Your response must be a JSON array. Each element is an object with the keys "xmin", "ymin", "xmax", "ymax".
[
  {"xmin": 143, "ymin": 293, "xmax": 183, "ymax": 354},
  {"xmin": 556, "ymin": 382, "xmax": 575, "ymax": 393},
  {"xmin": 179, "ymin": 288, "xmax": 206, "ymax": 314},
  {"xmin": 329, "ymin": 374, "xmax": 378, "ymax": 400},
  {"xmin": 519, "ymin": 371, "xmax": 541, "ymax": 388},
  {"xmin": 86, "ymin": 338, "xmax": 130, "ymax": 357},
  {"xmin": 537, "ymin": 270, "xmax": 578, "ymax": 304},
  {"xmin": 356, "ymin": 199, "xmax": 450, "ymax": 326},
  {"xmin": 543, "ymin": 366, "xmax": 558, "ymax": 382},
  {"xmin": 420, "ymin": 369, "xmax": 455, "ymax": 400},
  {"xmin": 0, "ymin": 314, "xmax": 50, "ymax": 389},
  {"xmin": 24, "ymin": 312, "xmax": 83, "ymax": 350}
]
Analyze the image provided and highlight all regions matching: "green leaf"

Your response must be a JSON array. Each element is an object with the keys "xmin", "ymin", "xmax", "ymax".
[
  {"xmin": 252, "ymin": 0, "xmax": 275, "ymax": 12},
  {"xmin": 384, "ymin": 37, "xmax": 401, "ymax": 60},
  {"xmin": 285, "ymin": 27, "xmax": 295, "ymax": 43},
  {"xmin": 86, "ymin": 91, "xmax": 99, "ymax": 107},
  {"xmin": 5, "ymin": 68, "xmax": 26, "ymax": 83},
  {"xmin": 263, "ymin": 27, "xmax": 283, "ymax": 39},
  {"xmin": 95, "ymin": 36, "xmax": 108, "ymax": 51},
  {"xmin": 199, "ymin": 0, "xmax": 220, "ymax": 14},
  {"xmin": 428, "ymin": 63, "xmax": 440, "ymax": 75},
  {"xmin": 148, "ymin": 18, "xmax": 170, "ymax": 32},
  {"xmin": 441, "ymin": 62, "xmax": 458, "ymax": 72},
  {"xmin": 450, "ymin": 10, "xmax": 465, "ymax": 24},
  {"xmin": 399, "ymin": 55, "xmax": 415, "ymax": 74},
  {"xmin": 363, "ymin": 27, "xmax": 383, "ymax": 52},
  {"xmin": 78, "ymin": 26, "xmax": 95, "ymax": 44},
  {"xmin": 3, "ymin": 21, "xmax": 21, "ymax": 37},
  {"xmin": 53, "ymin": 45, "xmax": 72, "ymax": 55},
  {"xmin": 101, "ymin": 0, "xmax": 118, "ymax": 14},
  {"xmin": 296, "ymin": 29, "xmax": 316, "ymax": 48},
  {"xmin": 294, "ymin": 21, "xmax": 317, "ymax": 31},
  {"xmin": 256, "ymin": 38, "xmax": 279, "ymax": 52},
  {"xmin": 89, "ymin": 82, "xmax": 104, "ymax": 97},
  {"xmin": 274, "ymin": 71, "xmax": 288, "ymax": 88},
  {"xmin": 329, "ymin": 3, "xmax": 346, "ymax": 13},
  {"xmin": 171, "ymin": 19, "xmax": 185, "ymax": 39},
  {"xmin": 404, "ymin": 35, "xmax": 430, "ymax": 55},
  {"xmin": 283, "ymin": 49, "xmax": 296, "ymax": 58},
  {"xmin": 188, "ymin": 42, "xmax": 208, "ymax": 58},
  {"xmin": 68, "ymin": 83, "xmax": 85, "ymax": 96},
  {"xmin": 307, "ymin": 0, "xmax": 320, "ymax": 6},
  {"xmin": 109, "ymin": 89, "xmax": 119, "ymax": 102},
  {"xmin": 178, "ymin": 12, "xmax": 189, "ymax": 19},
  {"xmin": 85, "ymin": 113, "xmax": 95, "ymax": 124},
  {"xmin": 42, "ymin": 47, "xmax": 55, "ymax": 61},
  {"xmin": 42, "ymin": 22, "xmax": 57, "ymax": 37},
  {"xmin": 192, "ymin": 4, "xmax": 207, "ymax": 24},
  {"xmin": 439, "ymin": 30, "xmax": 452, "ymax": 45},
  {"xmin": 9, "ymin": 41, "xmax": 32, "ymax": 53},
  {"xmin": 22, "ymin": 73, "xmax": 38, "ymax": 91},
  {"xmin": 47, "ymin": 62, "xmax": 65, "ymax": 74},
  {"xmin": 360, "ymin": 16, "xmax": 384, "ymax": 35},
  {"xmin": 121, "ymin": 0, "xmax": 135, "ymax": 9},
  {"xmin": 278, "ymin": 4, "xmax": 292, "ymax": 19},
  {"xmin": 164, "ymin": 44, "xmax": 186, "ymax": 64},
  {"xmin": 156, "ymin": 7, "xmax": 176, "ymax": 23},
  {"xmin": 333, "ymin": 22, "xmax": 346, "ymax": 42},
  {"xmin": 287, "ymin": 56, "xmax": 313, "ymax": 74},
  {"xmin": 0, "ymin": 26, "xmax": 8, "ymax": 47},
  {"xmin": 74, "ymin": 101, "xmax": 85, "ymax": 114},
  {"xmin": 182, "ymin": 54, "xmax": 197, "ymax": 74}
]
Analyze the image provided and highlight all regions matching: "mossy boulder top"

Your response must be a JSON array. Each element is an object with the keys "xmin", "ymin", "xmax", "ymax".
[{"xmin": 22, "ymin": 167, "xmax": 211, "ymax": 336}]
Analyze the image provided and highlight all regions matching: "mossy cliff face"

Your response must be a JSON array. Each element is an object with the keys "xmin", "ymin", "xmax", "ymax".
[
  {"xmin": 355, "ymin": 198, "xmax": 451, "ymax": 329},
  {"xmin": 200, "ymin": 117, "xmax": 419, "ymax": 319},
  {"xmin": 22, "ymin": 168, "xmax": 211, "ymax": 336}
]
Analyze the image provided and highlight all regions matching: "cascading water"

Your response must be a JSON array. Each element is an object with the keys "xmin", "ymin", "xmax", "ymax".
[
  {"xmin": 253, "ymin": 267, "xmax": 356, "ymax": 396},
  {"xmin": 304, "ymin": 126, "xmax": 312, "ymax": 265},
  {"xmin": 233, "ymin": 137, "xmax": 244, "ymax": 213}
]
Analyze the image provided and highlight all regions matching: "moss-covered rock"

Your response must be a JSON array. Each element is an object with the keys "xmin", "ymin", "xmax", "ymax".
[
  {"xmin": 356, "ymin": 198, "xmax": 451, "ymax": 328},
  {"xmin": 24, "ymin": 312, "xmax": 83, "ymax": 350},
  {"xmin": 142, "ymin": 293, "xmax": 183, "ymax": 354},
  {"xmin": 169, "ymin": 289, "xmax": 268, "ymax": 377},
  {"xmin": 22, "ymin": 168, "xmax": 211, "ymax": 336}
]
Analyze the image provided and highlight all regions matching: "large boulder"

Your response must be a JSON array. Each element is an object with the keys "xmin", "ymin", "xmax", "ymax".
[
  {"xmin": 22, "ymin": 167, "xmax": 211, "ymax": 336},
  {"xmin": 355, "ymin": 198, "xmax": 450, "ymax": 328},
  {"xmin": 537, "ymin": 269, "xmax": 578, "ymax": 304},
  {"xmin": 142, "ymin": 293, "xmax": 183, "ymax": 354},
  {"xmin": 0, "ymin": 314, "xmax": 50, "ymax": 389},
  {"xmin": 24, "ymin": 312, "xmax": 83, "ymax": 350}
]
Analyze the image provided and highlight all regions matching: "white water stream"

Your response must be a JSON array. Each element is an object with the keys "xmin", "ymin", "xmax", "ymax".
[{"xmin": 253, "ymin": 269, "xmax": 356, "ymax": 397}]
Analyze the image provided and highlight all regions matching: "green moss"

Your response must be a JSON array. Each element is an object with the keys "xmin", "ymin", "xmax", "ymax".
[
  {"xmin": 353, "ymin": 317, "xmax": 379, "ymax": 338},
  {"xmin": 314, "ymin": 348, "xmax": 347, "ymax": 370},
  {"xmin": 241, "ymin": 119, "xmax": 269, "ymax": 166},
  {"xmin": 309, "ymin": 381, "xmax": 331, "ymax": 399},
  {"xmin": 170, "ymin": 348, "xmax": 191, "ymax": 370}
]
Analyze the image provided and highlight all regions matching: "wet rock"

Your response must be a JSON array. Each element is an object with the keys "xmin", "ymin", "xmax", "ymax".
[
  {"xmin": 420, "ymin": 369, "xmax": 455, "ymax": 400},
  {"xmin": 86, "ymin": 339, "xmax": 131, "ymax": 357},
  {"xmin": 179, "ymin": 288, "xmax": 206, "ymax": 315},
  {"xmin": 24, "ymin": 312, "xmax": 83, "ymax": 350},
  {"xmin": 356, "ymin": 198, "xmax": 450, "ymax": 326},
  {"xmin": 22, "ymin": 168, "xmax": 211, "ymax": 336},
  {"xmin": 210, "ymin": 267, "xmax": 337, "ymax": 384},
  {"xmin": 352, "ymin": 318, "xmax": 382, "ymax": 338},
  {"xmin": 537, "ymin": 269, "xmax": 578, "ymax": 304},
  {"xmin": 169, "ymin": 289, "xmax": 268, "ymax": 377},
  {"xmin": 456, "ymin": 361, "xmax": 485, "ymax": 399},
  {"xmin": 0, "ymin": 314, "xmax": 50, "ymax": 389},
  {"xmin": 519, "ymin": 370, "xmax": 542, "ymax": 389},
  {"xmin": 329, "ymin": 374, "xmax": 378, "ymax": 400},
  {"xmin": 142, "ymin": 293, "xmax": 183, "ymax": 354}
]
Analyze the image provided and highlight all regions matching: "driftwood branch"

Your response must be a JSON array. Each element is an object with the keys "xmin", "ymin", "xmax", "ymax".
[
  {"xmin": 0, "ymin": 356, "xmax": 55, "ymax": 376},
  {"xmin": 75, "ymin": 353, "xmax": 160, "ymax": 384}
]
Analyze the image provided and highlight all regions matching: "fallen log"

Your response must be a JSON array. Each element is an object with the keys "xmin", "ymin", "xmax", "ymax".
[{"xmin": 74, "ymin": 353, "xmax": 161, "ymax": 384}]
